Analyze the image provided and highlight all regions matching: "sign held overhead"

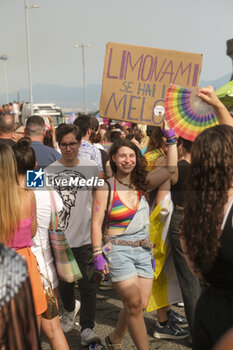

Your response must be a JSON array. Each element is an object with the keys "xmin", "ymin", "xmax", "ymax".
[{"xmin": 100, "ymin": 42, "xmax": 202, "ymax": 125}]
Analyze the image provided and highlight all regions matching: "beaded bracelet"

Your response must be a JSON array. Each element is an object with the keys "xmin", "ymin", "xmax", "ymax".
[
  {"xmin": 166, "ymin": 138, "xmax": 176, "ymax": 142},
  {"xmin": 166, "ymin": 141, "xmax": 177, "ymax": 147},
  {"xmin": 166, "ymin": 136, "xmax": 176, "ymax": 142},
  {"xmin": 93, "ymin": 250, "xmax": 103, "ymax": 257}
]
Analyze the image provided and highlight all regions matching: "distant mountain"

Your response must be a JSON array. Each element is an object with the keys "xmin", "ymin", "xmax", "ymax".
[
  {"xmin": 1, "ymin": 73, "xmax": 231, "ymax": 110},
  {"xmin": 200, "ymin": 73, "xmax": 231, "ymax": 90},
  {"xmin": 1, "ymin": 84, "xmax": 102, "ymax": 110},
  {"xmin": 31, "ymin": 84, "xmax": 102, "ymax": 109}
]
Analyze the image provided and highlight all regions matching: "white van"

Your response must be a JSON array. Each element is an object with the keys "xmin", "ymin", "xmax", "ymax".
[{"xmin": 22, "ymin": 103, "xmax": 64, "ymax": 126}]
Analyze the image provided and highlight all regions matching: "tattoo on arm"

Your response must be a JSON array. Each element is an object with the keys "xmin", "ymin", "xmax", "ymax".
[{"xmin": 95, "ymin": 200, "xmax": 101, "ymax": 212}]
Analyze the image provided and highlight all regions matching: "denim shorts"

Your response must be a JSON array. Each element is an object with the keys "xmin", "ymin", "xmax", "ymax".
[{"xmin": 104, "ymin": 231, "xmax": 154, "ymax": 283}]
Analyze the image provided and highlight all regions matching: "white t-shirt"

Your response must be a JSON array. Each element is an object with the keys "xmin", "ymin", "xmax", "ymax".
[
  {"xmin": 78, "ymin": 139, "xmax": 103, "ymax": 172},
  {"xmin": 45, "ymin": 158, "xmax": 99, "ymax": 248},
  {"xmin": 32, "ymin": 190, "xmax": 63, "ymax": 289},
  {"xmin": 95, "ymin": 143, "xmax": 105, "ymax": 150},
  {"xmin": 32, "ymin": 190, "xmax": 63, "ymax": 254}
]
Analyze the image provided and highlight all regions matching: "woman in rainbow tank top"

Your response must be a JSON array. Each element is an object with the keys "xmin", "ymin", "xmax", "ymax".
[{"xmin": 92, "ymin": 122, "xmax": 177, "ymax": 350}]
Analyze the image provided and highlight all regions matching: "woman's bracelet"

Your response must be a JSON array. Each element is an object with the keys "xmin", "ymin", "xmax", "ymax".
[
  {"xmin": 93, "ymin": 250, "xmax": 103, "ymax": 257},
  {"xmin": 166, "ymin": 136, "xmax": 176, "ymax": 142},
  {"xmin": 166, "ymin": 137, "xmax": 177, "ymax": 146},
  {"xmin": 166, "ymin": 140, "xmax": 177, "ymax": 147},
  {"xmin": 93, "ymin": 245, "xmax": 102, "ymax": 250}
]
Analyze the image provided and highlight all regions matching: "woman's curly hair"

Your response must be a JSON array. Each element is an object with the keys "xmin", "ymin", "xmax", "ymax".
[
  {"xmin": 146, "ymin": 127, "xmax": 164, "ymax": 152},
  {"xmin": 181, "ymin": 125, "xmax": 233, "ymax": 275},
  {"xmin": 109, "ymin": 139, "xmax": 148, "ymax": 197}
]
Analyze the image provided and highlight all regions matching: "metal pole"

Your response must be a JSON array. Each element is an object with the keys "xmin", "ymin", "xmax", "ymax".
[
  {"xmin": 81, "ymin": 45, "xmax": 87, "ymax": 114},
  {"xmin": 74, "ymin": 44, "xmax": 90, "ymax": 114},
  {"xmin": 3, "ymin": 60, "xmax": 8, "ymax": 104},
  {"xmin": 24, "ymin": 0, "xmax": 33, "ymax": 116},
  {"xmin": 0, "ymin": 55, "xmax": 9, "ymax": 104}
]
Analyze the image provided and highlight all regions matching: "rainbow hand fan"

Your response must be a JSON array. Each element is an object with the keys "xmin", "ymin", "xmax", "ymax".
[{"xmin": 165, "ymin": 84, "xmax": 218, "ymax": 141}]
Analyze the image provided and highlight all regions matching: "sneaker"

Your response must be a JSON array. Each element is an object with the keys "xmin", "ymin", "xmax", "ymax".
[
  {"xmin": 99, "ymin": 279, "xmax": 114, "ymax": 291},
  {"xmin": 81, "ymin": 328, "xmax": 101, "ymax": 346},
  {"xmin": 89, "ymin": 342, "xmax": 105, "ymax": 350},
  {"xmin": 176, "ymin": 302, "xmax": 184, "ymax": 307},
  {"xmin": 168, "ymin": 310, "xmax": 188, "ymax": 328},
  {"xmin": 60, "ymin": 300, "xmax": 81, "ymax": 333},
  {"xmin": 153, "ymin": 320, "xmax": 190, "ymax": 340}
]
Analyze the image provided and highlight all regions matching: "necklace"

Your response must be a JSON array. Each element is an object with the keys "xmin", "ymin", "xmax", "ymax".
[{"xmin": 116, "ymin": 176, "xmax": 133, "ymax": 190}]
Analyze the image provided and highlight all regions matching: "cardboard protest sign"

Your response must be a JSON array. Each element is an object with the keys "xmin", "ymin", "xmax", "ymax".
[{"xmin": 100, "ymin": 42, "xmax": 202, "ymax": 126}]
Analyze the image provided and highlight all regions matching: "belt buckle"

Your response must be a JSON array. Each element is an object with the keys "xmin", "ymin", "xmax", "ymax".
[{"xmin": 140, "ymin": 239, "xmax": 146, "ymax": 247}]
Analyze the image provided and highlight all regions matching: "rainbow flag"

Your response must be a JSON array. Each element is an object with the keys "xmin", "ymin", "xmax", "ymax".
[{"xmin": 147, "ymin": 193, "xmax": 182, "ymax": 312}]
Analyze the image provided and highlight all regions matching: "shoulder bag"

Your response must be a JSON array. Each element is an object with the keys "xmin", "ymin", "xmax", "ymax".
[
  {"xmin": 101, "ymin": 180, "xmax": 111, "ymax": 235},
  {"xmin": 49, "ymin": 191, "xmax": 82, "ymax": 283},
  {"xmin": 37, "ymin": 226, "xmax": 58, "ymax": 319}
]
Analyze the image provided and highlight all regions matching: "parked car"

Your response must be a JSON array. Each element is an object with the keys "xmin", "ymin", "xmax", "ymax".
[{"xmin": 21, "ymin": 103, "xmax": 64, "ymax": 126}]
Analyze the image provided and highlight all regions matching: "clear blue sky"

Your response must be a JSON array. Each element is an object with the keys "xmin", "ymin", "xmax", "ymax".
[{"xmin": 1, "ymin": 0, "xmax": 233, "ymax": 95}]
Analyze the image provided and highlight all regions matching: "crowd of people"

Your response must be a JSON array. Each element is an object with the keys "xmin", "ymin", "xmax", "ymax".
[{"xmin": 0, "ymin": 86, "xmax": 233, "ymax": 350}]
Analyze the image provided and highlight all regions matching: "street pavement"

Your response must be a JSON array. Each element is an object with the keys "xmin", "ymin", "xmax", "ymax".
[{"xmin": 41, "ymin": 287, "xmax": 191, "ymax": 350}]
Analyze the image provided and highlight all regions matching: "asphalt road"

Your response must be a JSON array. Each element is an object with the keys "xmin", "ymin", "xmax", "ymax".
[{"xmin": 41, "ymin": 287, "xmax": 191, "ymax": 350}]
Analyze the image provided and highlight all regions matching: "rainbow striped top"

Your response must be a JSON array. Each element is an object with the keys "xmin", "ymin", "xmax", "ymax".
[{"xmin": 108, "ymin": 177, "xmax": 139, "ymax": 231}]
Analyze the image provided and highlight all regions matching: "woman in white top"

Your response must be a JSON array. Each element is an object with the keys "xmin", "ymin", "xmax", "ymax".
[{"xmin": 32, "ymin": 190, "xmax": 62, "ymax": 290}]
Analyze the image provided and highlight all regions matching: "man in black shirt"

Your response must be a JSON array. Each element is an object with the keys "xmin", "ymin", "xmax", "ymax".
[{"xmin": 0, "ymin": 113, "xmax": 16, "ymax": 146}]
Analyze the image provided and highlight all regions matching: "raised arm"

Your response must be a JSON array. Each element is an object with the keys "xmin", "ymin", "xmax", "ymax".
[
  {"xmin": 146, "ymin": 121, "xmax": 178, "ymax": 190},
  {"xmin": 197, "ymin": 86, "xmax": 233, "ymax": 127}
]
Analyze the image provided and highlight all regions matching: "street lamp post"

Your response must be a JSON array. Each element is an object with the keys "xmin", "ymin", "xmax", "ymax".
[
  {"xmin": 24, "ymin": 0, "xmax": 39, "ymax": 116},
  {"xmin": 0, "ymin": 54, "xmax": 9, "ymax": 104},
  {"xmin": 74, "ymin": 44, "xmax": 91, "ymax": 114}
]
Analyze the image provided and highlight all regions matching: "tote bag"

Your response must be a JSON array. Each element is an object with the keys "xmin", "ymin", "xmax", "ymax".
[{"xmin": 49, "ymin": 191, "xmax": 82, "ymax": 283}]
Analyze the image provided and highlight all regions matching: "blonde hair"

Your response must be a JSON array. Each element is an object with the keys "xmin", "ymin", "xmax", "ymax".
[{"xmin": 0, "ymin": 144, "xmax": 21, "ymax": 243}]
